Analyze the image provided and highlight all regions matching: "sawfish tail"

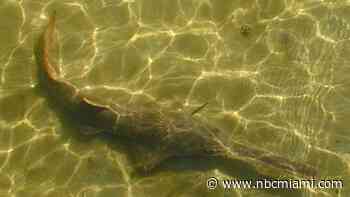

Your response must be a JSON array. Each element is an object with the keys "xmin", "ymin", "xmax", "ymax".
[
  {"xmin": 35, "ymin": 11, "xmax": 59, "ymax": 84},
  {"xmin": 35, "ymin": 11, "xmax": 78, "ymax": 106},
  {"xmin": 35, "ymin": 12, "xmax": 118, "ymax": 133},
  {"xmin": 42, "ymin": 11, "xmax": 58, "ymax": 80}
]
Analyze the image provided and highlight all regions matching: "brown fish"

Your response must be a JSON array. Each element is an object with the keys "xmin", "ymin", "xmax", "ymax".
[{"xmin": 35, "ymin": 12, "xmax": 317, "ymax": 178}]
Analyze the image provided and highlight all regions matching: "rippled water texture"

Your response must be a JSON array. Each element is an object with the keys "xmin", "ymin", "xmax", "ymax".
[{"xmin": 0, "ymin": 0, "xmax": 350, "ymax": 197}]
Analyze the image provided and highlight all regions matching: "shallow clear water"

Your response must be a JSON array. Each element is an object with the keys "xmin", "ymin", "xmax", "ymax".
[{"xmin": 0, "ymin": 0, "xmax": 349, "ymax": 196}]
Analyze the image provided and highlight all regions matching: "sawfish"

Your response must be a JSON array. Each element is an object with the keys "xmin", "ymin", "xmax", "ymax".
[{"xmin": 34, "ymin": 12, "xmax": 317, "ymax": 178}]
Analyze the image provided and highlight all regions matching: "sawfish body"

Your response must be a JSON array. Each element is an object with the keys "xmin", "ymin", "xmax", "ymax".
[{"xmin": 35, "ymin": 13, "xmax": 317, "ymax": 177}]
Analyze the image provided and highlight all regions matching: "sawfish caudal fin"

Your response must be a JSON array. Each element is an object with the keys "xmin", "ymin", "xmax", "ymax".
[
  {"xmin": 40, "ymin": 11, "xmax": 59, "ymax": 81},
  {"xmin": 34, "ymin": 11, "xmax": 79, "ymax": 105},
  {"xmin": 34, "ymin": 12, "xmax": 118, "ymax": 134}
]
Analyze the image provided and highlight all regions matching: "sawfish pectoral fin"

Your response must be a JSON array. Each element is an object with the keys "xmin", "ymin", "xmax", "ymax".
[
  {"xmin": 128, "ymin": 146, "xmax": 171, "ymax": 175},
  {"xmin": 133, "ymin": 155, "xmax": 166, "ymax": 175}
]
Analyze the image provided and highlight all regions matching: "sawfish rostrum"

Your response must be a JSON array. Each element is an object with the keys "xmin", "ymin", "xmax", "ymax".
[{"xmin": 35, "ymin": 13, "xmax": 317, "ymax": 177}]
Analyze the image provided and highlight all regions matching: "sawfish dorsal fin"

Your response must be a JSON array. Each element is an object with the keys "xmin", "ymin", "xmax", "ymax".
[{"xmin": 190, "ymin": 102, "xmax": 208, "ymax": 116}]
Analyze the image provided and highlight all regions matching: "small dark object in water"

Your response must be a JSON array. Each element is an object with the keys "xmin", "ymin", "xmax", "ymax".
[
  {"xmin": 35, "ymin": 12, "xmax": 317, "ymax": 178},
  {"xmin": 240, "ymin": 24, "xmax": 252, "ymax": 37}
]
